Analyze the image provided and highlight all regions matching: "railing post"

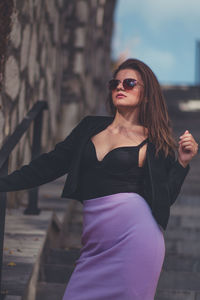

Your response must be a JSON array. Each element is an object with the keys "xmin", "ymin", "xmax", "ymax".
[
  {"xmin": 24, "ymin": 110, "xmax": 44, "ymax": 215},
  {"xmin": 0, "ymin": 100, "xmax": 47, "ymax": 298},
  {"xmin": 0, "ymin": 158, "xmax": 8, "ymax": 299}
]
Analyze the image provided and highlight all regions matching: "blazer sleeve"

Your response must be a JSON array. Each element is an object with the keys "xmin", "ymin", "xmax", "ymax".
[
  {"xmin": 166, "ymin": 154, "xmax": 190, "ymax": 206},
  {"xmin": 0, "ymin": 116, "xmax": 89, "ymax": 192}
]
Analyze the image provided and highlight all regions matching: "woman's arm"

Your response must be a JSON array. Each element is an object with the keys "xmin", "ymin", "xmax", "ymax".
[
  {"xmin": 167, "ymin": 130, "xmax": 198, "ymax": 206},
  {"xmin": 0, "ymin": 116, "xmax": 89, "ymax": 192},
  {"xmin": 167, "ymin": 156, "xmax": 190, "ymax": 206}
]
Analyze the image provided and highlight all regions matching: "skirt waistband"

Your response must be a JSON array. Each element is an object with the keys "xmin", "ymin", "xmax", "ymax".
[{"xmin": 83, "ymin": 192, "xmax": 145, "ymax": 204}]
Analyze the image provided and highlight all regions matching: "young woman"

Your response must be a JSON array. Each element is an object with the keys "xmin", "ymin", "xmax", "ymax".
[{"xmin": 0, "ymin": 58, "xmax": 198, "ymax": 299}]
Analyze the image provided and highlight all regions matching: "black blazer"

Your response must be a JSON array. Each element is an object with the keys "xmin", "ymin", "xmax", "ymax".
[{"xmin": 0, "ymin": 115, "xmax": 190, "ymax": 230}]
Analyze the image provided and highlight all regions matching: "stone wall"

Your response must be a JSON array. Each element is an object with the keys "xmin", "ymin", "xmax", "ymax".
[
  {"xmin": 59, "ymin": 0, "xmax": 116, "ymax": 138},
  {"xmin": 0, "ymin": 0, "xmax": 116, "ymax": 207}
]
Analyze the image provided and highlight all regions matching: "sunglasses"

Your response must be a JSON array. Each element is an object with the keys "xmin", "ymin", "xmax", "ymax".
[{"xmin": 108, "ymin": 78, "xmax": 143, "ymax": 91}]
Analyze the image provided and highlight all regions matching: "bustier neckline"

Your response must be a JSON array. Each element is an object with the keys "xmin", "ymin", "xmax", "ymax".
[{"xmin": 89, "ymin": 138, "xmax": 148, "ymax": 165}]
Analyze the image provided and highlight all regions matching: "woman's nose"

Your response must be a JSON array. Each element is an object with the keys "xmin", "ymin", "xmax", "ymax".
[{"xmin": 116, "ymin": 81, "xmax": 124, "ymax": 90}]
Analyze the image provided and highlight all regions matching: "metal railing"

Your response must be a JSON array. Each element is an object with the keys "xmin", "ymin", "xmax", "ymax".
[{"xmin": 0, "ymin": 100, "xmax": 48, "ymax": 298}]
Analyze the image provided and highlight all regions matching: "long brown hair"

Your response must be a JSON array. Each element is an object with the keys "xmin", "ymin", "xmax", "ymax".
[{"xmin": 106, "ymin": 58, "xmax": 177, "ymax": 158}]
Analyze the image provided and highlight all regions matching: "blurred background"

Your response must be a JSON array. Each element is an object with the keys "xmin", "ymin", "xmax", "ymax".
[{"xmin": 112, "ymin": 0, "xmax": 200, "ymax": 85}]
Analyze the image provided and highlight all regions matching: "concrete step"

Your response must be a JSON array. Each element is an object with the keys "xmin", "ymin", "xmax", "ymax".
[
  {"xmin": 43, "ymin": 263, "xmax": 75, "ymax": 283},
  {"xmin": 45, "ymin": 247, "xmax": 81, "ymax": 265},
  {"xmin": 167, "ymin": 215, "xmax": 200, "ymax": 229},
  {"xmin": 65, "ymin": 202, "xmax": 83, "ymax": 248},
  {"xmin": 165, "ymin": 238, "xmax": 200, "ymax": 257},
  {"xmin": 2, "ymin": 259, "xmax": 33, "ymax": 297},
  {"xmin": 183, "ymin": 174, "xmax": 200, "ymax": 182},
  {"xmin": 4, "ymin": 297, "xmax": 22, "ymax": 300},
  {"xmin": 164, "ymin": 227, "xmax": 200, "ymax": 257},
  {"xmin": 2, "ymin": 209, "xmax": 54, "ymax": 299},
  {"xmin": 36, "ymin": 282, "xmax": 66, "ymax": 300},
  {"xmin": 175, "ymin": 195, "xmax": 200, "ymax": 206},
  {"xmin": 155, "ymin": 288, "xmax": 200, "ymax": 300},
  {"xmin": 157, "ymin": 269, "xmax": 200, "ymax": 291},
  {"xmin": 42, "ymin": 247, "xmax": 81, "ymax": 283},
  {"xmin": 170, "ymin": 204, "xmax": 200, "ymax": 217},
  {"xmin": 35, "ymin": 199, "xmax": 80, "ymax": 300},
  {"xmin": 163, "ymin": 253, "xmax": 200, "ymax": 272},
  {"xmin": 165, "ymin": 227, "xmax": 200, "ymax": 240},
  {"xmin": 68, "ymin": 222, "xmax": 83, "ymax": 234},
  {"xmin": 181, "ymin": 187, "xmax": 200, "ymax": 197}
]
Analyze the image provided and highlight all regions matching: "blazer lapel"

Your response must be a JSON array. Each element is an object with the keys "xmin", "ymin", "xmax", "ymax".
[{"xmin": 63, "ymin": 116, "xmax": 114, "ymax": 194}]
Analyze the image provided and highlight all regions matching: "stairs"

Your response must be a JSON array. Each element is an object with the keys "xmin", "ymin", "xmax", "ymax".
[
  {"xmin": 155, "ymin": 252, "xmax": 200, "ymax": 299},
  {"xmin": 35, "ymin": 201, "xmax": 83, "ymax": 300},
  {"xmin": 155, "ymin": 220, "xmax": 200, "ymax": 299},
  {"xmin": 36, "ymin": 247, "xmax": 81, "ymax": 300},
  {"xmin": 155, "ymin": 131, "xmax": 200, "ymax": 298}
]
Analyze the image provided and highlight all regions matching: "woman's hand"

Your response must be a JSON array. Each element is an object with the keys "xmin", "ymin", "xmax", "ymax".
[{"xmin": 178, "ymin": 130, "xmax": 198, "ymax": 167}]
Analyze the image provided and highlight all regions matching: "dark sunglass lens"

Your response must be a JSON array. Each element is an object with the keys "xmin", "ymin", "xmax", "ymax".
[
  {"xmin": 108, "ymin": 79, "xmax": 120, "ymax": 90},
  {"xmin": 123, "ymin": 79, "xmax": 137, "ymax": 89}
]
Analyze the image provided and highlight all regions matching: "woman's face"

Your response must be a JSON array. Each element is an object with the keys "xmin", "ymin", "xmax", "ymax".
[{"xmin": 111, "ymin": 69, "xmax": 144, "ymax": 110}]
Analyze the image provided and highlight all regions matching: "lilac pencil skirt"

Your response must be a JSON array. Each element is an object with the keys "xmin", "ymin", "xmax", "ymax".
[{"xmin": 62, "ymin": 192, "xmax": 165, "ymax": 300}]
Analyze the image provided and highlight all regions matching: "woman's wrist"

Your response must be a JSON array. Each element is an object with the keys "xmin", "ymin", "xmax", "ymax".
[{"xmin": 178, "ymin": 157, "xmax": 189, "ymax": 168}]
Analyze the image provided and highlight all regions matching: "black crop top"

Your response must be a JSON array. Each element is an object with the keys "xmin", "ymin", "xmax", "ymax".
[{"xmin": 79, "ymin": 137, "xmax": 148, "ymax": 201}]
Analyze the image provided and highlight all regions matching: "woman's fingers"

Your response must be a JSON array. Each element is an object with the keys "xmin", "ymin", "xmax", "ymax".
[
  {"xmin": 180, "ymin": 141, "xmax": 194, "ymax": 147},
  {"xmin": 179, "ymin": 136, "xmax": 193, "ymax": 142}
]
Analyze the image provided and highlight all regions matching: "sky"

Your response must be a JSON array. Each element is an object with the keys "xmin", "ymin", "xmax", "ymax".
[{"xmin": 111, "ymin": 0, "xmax": 200, "ymax": 85}]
